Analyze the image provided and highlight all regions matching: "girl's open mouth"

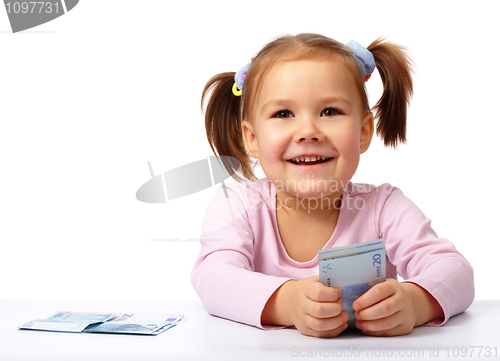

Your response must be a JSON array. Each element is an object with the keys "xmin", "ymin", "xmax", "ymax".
[{"xmin": 287, "ymin": 156, "xmax": 333, "ymax": 166}]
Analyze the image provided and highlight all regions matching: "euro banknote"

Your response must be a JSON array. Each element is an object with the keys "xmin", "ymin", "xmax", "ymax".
[
  {"xmin": 318, "ymin": 239, "xmax": 386, "ymax": 328},
  {"xmin": 86, "ymin": 313, "xmax": 186, "ymax": 335},
  {"xmin": 19, "ymin": 312, "xmax": 187, "ymax": 335}
]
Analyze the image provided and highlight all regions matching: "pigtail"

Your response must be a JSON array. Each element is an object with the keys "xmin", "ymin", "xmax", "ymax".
[
  {"xmin": 368, "ymin": 38, "xmax": 414, "ymax": 147},
  {"xmin": 202, "ymin": 72, "xmax": 255, "ymax": 182}
]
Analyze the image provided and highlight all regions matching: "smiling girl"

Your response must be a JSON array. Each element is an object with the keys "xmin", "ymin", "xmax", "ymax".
[{"xmin": 191, "ymin": 33, "xmax": 474, "ymax": 338}]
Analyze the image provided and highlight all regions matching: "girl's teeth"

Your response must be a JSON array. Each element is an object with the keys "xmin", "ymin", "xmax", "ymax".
[{"xmin": 291, "ymin": 156, "xmax": 330, "ymax": 163}]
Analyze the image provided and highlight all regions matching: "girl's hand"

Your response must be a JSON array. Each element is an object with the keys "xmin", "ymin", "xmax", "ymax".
[
  {"xmin": 286, "ymin": 276, "xmax": 349, "ymax": 338},
  {"xmin": 352, "ymin": 279, "xmax": 443, "ymax": 336}
]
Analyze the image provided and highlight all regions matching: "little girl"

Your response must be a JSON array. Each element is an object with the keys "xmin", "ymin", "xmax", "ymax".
[{"xmin": 191, "ymin": 33, "xmax": 474, "ymax": 338}]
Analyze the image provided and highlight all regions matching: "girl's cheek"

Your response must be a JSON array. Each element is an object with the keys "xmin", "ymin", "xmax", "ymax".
[{"xmin": 332, "ymin": 134, "xmax": 357, "ymax": 154}]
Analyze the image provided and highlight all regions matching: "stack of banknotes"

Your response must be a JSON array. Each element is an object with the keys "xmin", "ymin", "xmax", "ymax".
[
  {"xmin": 19, "ymin": 311, "xmax": 187, "ymax": 335},
  {"xmin": 318, "ymin": 239, "xmax": 386, "ymax": 328}
]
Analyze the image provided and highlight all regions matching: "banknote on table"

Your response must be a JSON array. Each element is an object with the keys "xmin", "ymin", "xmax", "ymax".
[
  {"xmin": 19, "ymin": 312, "xmax": 122, "ymax": 333},
  {"xmin": 19, "ymin": 311, "xmax": 187, "ymax": 335},
  {"xmin": 318, "ymin": 239, "xmax": 386, "ymax": 327},
  {"xmin": 86, "ymin": 313, "xmax": 187, "ymax": 335}
]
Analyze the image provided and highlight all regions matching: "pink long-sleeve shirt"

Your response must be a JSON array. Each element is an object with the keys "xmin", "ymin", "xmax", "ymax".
[{"xmin": 191, "ymin": 178, "xmax": 474, "ymax": 329}]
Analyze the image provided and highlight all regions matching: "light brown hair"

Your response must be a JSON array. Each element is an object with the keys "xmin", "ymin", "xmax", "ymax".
[{"xmin": 202, "ymin": 33, "xmax": 413, "ymax": 182}]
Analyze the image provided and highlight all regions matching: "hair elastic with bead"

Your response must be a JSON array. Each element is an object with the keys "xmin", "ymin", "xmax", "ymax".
[{"xmin": 232, "ymin": 62, "xmax": 250, "ymax": 96}]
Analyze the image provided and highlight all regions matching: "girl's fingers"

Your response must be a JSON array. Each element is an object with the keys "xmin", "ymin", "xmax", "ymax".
[
  {"xmin": 304, "ymin": 313, "xmax": 349, "ymax": 335},
  {"xmin": 305, "ymin": 299, "xmax": 344, "ymax": 319},
  {"xmin": 355, "ymin": 311, "xmax": 402, "ymax": 332},
  {"xmin": 355, "ymin": 296, "xmax": 400, "ymax": 321},
  {"xmin": 353, "ymin": 280, "xmax": 397, "ymax": 314},
  {"xmin": 358, "ymin": 320, "xmax": 413, "ymax": 337},
  {"xmin": 305, "ymin": 282, "xmax": 342, "ymax": 303},
  {"xmin": 306, "ymin": 322, "xmax": 348, "ymax": 338}
]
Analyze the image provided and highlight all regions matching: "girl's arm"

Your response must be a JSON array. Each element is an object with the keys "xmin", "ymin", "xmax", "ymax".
[
  {"xmin": 192, "ymin": 249, "xmax": 292, "ymax": 328},
  {"xmin": 191, "ymin": 185, "xmax": 293, "ymax": 329},
  {"xmin": 352, "ymin": 184, "xmax": 474, "ymax": 335}
]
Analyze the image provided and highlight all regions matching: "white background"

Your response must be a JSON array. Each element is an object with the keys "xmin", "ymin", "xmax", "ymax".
[{"xmin": 0, "ymin": 0, "xmax": 498, "ymax": 301}]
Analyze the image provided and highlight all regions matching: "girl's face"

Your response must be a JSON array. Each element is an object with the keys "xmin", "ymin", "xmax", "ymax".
[{"xmin": 242, "ymin": 59, "xmax": 373, "ymax": 201}]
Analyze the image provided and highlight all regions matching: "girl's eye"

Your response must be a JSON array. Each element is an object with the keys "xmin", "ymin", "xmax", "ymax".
[
  {"xmin": 273, "ymin": 110, "xmax": 293, "ymax": 118},
  {"xmin": 321, "ymin": 108, "xmax": 341, "ymax": 117}
]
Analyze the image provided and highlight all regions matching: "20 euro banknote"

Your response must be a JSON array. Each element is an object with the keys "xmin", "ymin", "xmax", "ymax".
[{"xmin": 318, "ymin": 239, "xmax": 386, "ymax": 327}]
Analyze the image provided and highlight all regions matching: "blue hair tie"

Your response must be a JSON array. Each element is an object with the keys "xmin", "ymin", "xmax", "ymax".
[
  {"xmin": 232, "ymin": 63, "xmax": 251, "ymax": 96},
  {"xmin": 345, "ymin": 40, "xmax": 376, "ymax": 80}
]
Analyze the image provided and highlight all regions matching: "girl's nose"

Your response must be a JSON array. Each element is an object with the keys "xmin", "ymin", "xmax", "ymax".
[{"xmin": 293, "ymin": 118, "xmax": 326, "ymax": 143}]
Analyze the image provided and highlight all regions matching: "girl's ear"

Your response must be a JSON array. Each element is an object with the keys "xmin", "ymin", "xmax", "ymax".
[
  {"xmin": 241, "ymin": 120, "xmax": 260, "ymax": 159},
  {"xmin": 360, "ymin": 113, "xmax": 374, "ymax": 154}
]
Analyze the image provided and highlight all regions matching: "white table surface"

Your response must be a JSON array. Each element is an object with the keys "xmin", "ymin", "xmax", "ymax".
[{"xmin": 1, "ymin": 299, "xmax": 498, "ymax": 360}]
